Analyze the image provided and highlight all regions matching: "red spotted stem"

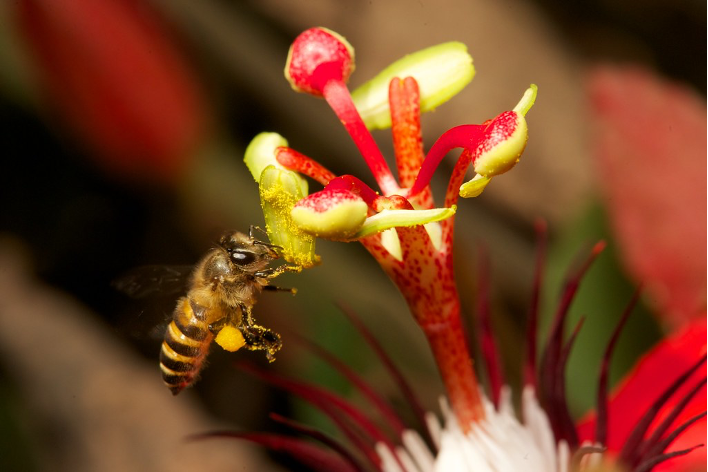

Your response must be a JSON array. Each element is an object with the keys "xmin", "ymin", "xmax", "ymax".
[{"xmin": 369, "ymin": 222, "xmax": 485, "ymax": 428}]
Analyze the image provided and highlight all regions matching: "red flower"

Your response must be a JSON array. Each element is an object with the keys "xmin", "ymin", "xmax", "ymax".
[
  {"xmin": 589, "ymin": 66, "xmax": 706, "ymax": 329},
  {"xmin": 16, "ymin": 0, "xmax": 208, "ymax": 182},
  {"xmin": 211, "ymin": 28, "xmax": 704, "ymax": 472},
  {"xmin": 577, "ymin": 318, "xmax": 706, "ymax": 471}
]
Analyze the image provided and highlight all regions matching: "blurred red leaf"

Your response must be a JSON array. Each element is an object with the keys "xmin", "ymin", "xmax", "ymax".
[
  {"xmin": 16, "ymin": 0, "xmax": 208, "ymax": 182},
  {"xmin": 576, "ymin": 318, "xmax": 706, "ymax": 471},
  {"xmin": 589, "ymin": 66, "xmax": 706, "ymax": 328}
]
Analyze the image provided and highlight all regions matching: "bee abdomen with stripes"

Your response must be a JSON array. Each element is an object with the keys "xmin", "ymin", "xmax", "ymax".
[{"xmin": 159, "ymin": 297, "xmax": 213, "ymax": 395}]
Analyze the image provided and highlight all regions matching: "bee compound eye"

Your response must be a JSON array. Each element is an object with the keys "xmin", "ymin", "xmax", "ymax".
[{"xmin": 230, "ymin": 249, "xmax": 256, "ymax": 265}]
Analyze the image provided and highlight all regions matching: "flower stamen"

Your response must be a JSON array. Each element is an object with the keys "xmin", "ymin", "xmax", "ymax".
[
  {"xmin": 322, "ymin": 79, "xmax": 399, "ymax": 194},
  {"xmin": 276, "ymin": 147, "xmax": 337, "ymax": 186}
]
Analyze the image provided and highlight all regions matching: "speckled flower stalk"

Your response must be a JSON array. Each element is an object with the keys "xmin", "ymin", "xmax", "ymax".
[{"xmin": 246, "ymin": 27, "xmax": 536, "ymax": 433}]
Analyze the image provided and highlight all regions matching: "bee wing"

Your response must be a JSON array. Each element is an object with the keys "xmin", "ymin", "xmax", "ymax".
[
  {"xmin": 112, "ymin": 265, "xmax": 193, "ymax": 299},
  {"xmin": 112, "ymin": 265, "xmax": 192, "ymax": 343}
]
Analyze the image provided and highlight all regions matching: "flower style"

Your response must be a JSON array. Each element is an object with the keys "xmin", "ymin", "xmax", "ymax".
[{"xmin": 233, "ymin": 27, "xmax": 705, "ymax": 471}]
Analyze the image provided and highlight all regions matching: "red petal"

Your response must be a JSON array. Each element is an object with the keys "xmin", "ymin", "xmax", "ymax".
[
  {"xmin": 576, "ymin": 318, "xmax": 706, "ymax": 471},
  {"xmin": 17, "ymin": 0, "xmax": 207, "ymax": 182},
  {"xmin": 589, "ymin": 66, "xmax": 707, "ymax": 328}
]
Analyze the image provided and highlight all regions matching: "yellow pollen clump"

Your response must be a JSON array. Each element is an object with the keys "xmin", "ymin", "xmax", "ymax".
[
  {"xmin": 215, "ymin": 325, "xmax": 246, "ymax": 352},
  {"xmin": 261, "ymin": 185, "xmax": 303, "ymax": 237}
]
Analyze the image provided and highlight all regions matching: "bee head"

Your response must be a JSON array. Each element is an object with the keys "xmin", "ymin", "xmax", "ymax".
[{"xmin": 218, "ymin": 231, "xmax": 279, "ymax": 269}]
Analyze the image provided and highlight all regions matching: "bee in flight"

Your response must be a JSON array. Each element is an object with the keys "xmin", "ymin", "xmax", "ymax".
[{"xmin": 115, "ymin": 228, "xmax": 300, "ymax": 395}]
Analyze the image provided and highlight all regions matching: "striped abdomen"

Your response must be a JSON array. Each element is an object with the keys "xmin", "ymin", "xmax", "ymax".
[{"xmin": 159, "ymin": 297, "xmax": 214, "ymax": 395}]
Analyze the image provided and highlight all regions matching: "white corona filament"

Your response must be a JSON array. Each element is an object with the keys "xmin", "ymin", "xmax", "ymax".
[{"xmin": 377, "ymin": 385, "xmax": 603, "ymax": 472}]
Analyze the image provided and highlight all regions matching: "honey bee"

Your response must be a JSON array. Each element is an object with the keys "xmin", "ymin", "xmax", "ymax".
[{"xmin": 116, "ymin": 228, "xmax": 300, "ymax": 395}]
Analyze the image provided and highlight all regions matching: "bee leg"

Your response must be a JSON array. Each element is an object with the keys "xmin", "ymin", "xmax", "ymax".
[
  {"xmin": 263, "ymin": 285, "xmax": 297, "ymax": 295},
  {"xmin": 207, "ymin": 316, "xmax": 227, "ymax": 334},
  {"xmin": 239, "ymin": 324, "xmax": 282, "ymax": 362},
  {"xmin": 236, "ymin": 303, "xmax": 282, "ymax": 361},
  {"xmin": 255, "ymin": 264, "xmax": 302, "ymax": 280},
  {"xmin": 238, "ymin": 303, "xmax": 255, "ymax": 326}
]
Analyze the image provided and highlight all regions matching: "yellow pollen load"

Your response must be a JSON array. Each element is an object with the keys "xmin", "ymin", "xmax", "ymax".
[{"xmin": 215, "ymin": 325, "xmax": 246, "ymax": 352}]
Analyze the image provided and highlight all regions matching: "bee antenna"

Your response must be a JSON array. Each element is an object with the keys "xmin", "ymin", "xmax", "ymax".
[
  {"xmin": 247, "ymin": 227, "xmax": 283, "ymax": 251},
  {"xmin": 254, "ymin": 240, "xmax": 283, "ymax": 250},
  {"xmin": 249, "ymin": 225, "xmax": 269, "ymax": 240}
]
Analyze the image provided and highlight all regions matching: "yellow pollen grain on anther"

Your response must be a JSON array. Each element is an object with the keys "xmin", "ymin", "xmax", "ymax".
[
  {"xmin": 259, "ymin": 166, "xmax": 320, "ymax": 268},
  {"xmin": 214, "ymin": 325, "xmax": 246, "ymax": 352},
  {"xmin": 262, "ymin": 187, "xmax": 314, "ymax": 264}
]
